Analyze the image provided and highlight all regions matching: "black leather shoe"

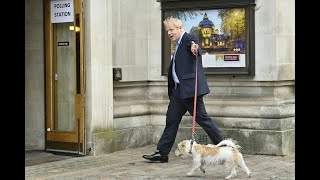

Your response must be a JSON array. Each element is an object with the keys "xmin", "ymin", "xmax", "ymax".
[{"xmin": 142, "ymin": 152, "xmax": 169, "ymax": 163}]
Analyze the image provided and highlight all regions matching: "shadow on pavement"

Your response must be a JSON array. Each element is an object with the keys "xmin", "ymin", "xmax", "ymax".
[{"xmin": 25, "ymin": 150, "xmax": 82, "ymax": 167}]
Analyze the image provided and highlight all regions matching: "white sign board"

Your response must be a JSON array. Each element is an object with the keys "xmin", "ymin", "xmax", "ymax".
[
  {"xmin": 51, "ymin": 0, "xmax": 74, "ymax": 23},
  {"xmin": 202, "ymin": 53, "xmax": 246, "ymax": 68}
]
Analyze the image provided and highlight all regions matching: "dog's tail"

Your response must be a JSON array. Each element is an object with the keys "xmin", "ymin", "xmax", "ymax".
[{"xmin": 216, "ymin": 138, "xmax": 242, "ymax": 150}]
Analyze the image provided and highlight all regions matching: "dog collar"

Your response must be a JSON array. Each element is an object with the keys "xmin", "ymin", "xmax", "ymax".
[{"xmin": 188, "ymin": 140, "xmax": 194, "ymax": 154}]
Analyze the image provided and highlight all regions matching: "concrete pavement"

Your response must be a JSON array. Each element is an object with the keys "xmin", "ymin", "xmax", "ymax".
[{"xmin": 25, "ymin": 144, "xmax": 295, "ymax": 180}]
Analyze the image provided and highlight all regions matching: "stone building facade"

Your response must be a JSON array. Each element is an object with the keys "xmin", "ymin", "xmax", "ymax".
[{"xmin": 25, "ymin": 0, "xmax": 295, "ymax": 156}]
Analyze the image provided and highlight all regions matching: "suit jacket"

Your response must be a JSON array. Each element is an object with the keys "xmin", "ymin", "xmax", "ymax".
[{"xmin": 168, "ymin": 32, "xmax": 210, "ymax": 99}]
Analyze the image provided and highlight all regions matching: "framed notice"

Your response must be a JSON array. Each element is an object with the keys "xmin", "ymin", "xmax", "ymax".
[
  {"xmin": 51, "ymin": 0, "xmax": 74, "ymax": 23},
  {"xmin": 158, "ymin": 0, "xmax": 256, "ymax": 76}
]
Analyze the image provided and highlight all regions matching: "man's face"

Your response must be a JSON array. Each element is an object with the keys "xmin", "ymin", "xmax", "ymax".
[{"xmin": 165, "ymin": 24, "xmax": 183, "ymax": 43}]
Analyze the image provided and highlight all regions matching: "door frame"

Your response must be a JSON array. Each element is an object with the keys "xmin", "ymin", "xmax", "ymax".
[{"xmin": 44, "ymin": 0, "xmax": 85, "ymax": 155}]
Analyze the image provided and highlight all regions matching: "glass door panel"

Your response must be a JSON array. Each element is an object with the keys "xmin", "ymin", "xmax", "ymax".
[{"xmin": 54, "ymin": 22, "xmax": 76, "ymax": 132}]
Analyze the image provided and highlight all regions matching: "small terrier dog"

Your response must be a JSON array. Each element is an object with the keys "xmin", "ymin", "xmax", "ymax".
[{"xmin": 174, "ymin": 139, "xmax": 251, "ymax": 179}]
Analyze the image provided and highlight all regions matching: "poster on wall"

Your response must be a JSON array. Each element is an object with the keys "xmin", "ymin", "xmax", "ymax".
[
  {"xmin": 180, "ymin": 9, "xmax": 246, "ymax": 68},
  {"xmin": 160, "ymin": 0, "xmax": 255, "ymax": 75},
  {"xmin": 51, "ymin": 0, "xmax": 74, "ymax": 23}
]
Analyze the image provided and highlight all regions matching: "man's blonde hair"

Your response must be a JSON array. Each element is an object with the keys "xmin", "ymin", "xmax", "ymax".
[{"xmin": 163, "ymin": 17, "xmax": 184, "ymax": 29}]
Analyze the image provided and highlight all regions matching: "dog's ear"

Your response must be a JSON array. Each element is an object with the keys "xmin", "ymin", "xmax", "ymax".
[{"xmin": 181, "ymin": 141, "xmax": 187, "ymax": 148}]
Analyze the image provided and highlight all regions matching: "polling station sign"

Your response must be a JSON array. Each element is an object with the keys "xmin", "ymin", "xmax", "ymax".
[{"xmin": 51, "ymin": 0, "xmax": 74, "ymax": 23}]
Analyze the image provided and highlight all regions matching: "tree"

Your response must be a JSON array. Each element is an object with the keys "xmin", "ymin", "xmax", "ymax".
[{"xmin": 218, "ymin": 8, "xmax": 245, "ymax": 40}]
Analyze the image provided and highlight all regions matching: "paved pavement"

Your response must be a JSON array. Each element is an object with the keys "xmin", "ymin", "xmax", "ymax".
[
  {"xmin": 25, "ymin": 150, "xmax": 76, "ymax": 167},
  {"xmin": 25, "ymin": 144, "xmax": 295, "ymax": 180}
]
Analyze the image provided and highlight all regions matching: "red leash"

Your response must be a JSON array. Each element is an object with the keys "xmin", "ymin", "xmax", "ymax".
[
  {"xmin": 189, "ymin": 46, "xmax": 198, "ymax": 154},
  {"xmin": 191, "ymin": 49, "xmax": 198, "ymax": 141}
]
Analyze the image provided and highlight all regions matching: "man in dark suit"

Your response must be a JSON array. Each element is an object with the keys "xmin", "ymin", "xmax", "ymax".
[{"xmin": 143, "ymin": 17, "xmax": 223, "ymax": 163}]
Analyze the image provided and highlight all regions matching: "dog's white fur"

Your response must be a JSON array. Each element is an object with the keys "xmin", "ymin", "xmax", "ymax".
[{"xmin": 174, "ymin": 139, "xmax": 251, "ymax": 179}]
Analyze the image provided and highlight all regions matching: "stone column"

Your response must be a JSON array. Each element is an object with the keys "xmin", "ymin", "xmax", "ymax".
[{"xmin": 84, "ymin": 0, "xmax": 114, "ymax": 155}]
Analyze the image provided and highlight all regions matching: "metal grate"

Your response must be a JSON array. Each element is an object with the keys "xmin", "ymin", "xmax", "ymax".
[{"xmin": 197, "ymin": 134, "xmax": 209, "ymax": 145}]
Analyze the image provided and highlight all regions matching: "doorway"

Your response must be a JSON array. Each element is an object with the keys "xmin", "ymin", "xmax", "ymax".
[{"xmin": 44, "ymin": 0, "xmax": 85, "ymax": 154}]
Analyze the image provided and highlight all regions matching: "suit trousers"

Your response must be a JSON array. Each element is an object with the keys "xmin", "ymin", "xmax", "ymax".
[{"xmin": 157, "ymin": 85, "xmax": 223, "ymax": 155}]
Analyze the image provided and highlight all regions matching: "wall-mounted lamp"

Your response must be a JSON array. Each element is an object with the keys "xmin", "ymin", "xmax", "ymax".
[{"xmin": 69, "ymin": 26, "xmax": 80, "ymax": 32}]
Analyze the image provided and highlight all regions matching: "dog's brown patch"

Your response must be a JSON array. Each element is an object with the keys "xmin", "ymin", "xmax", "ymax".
[
  {"xmin": 194, "ymin": 145, "xmax": 220, "ymax": 157},
  {"xmin": 233, "ymin": 151, "xmax": 241, "ymax": 162}
]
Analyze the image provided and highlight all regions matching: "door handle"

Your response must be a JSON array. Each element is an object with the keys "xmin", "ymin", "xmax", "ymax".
[{"xmin": 55, "ymin": 73, "xmax": 58, "ymax": 80}]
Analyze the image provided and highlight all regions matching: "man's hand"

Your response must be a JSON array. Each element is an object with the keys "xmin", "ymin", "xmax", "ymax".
[{"xmin": 191, "ymin": 41, "xmax": 198, "ymax": 56}]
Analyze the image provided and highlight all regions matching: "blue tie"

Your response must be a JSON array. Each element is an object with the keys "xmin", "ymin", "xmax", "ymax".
[{"xmin": 172, "ymin": 42, "xmax": 180, "ymax": 86}]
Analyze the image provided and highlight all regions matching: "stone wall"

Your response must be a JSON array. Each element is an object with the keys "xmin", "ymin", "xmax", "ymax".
[
  {"xmin": 91, "ymin": 0, "xmax": 294, "ymax": 156},
  {"xmin": 93, "ymin": 79, "xmax": 294, "ymax": 155},
  {"xmin": 25, "ymin": 0, "xmax": 45, "ymax": 150},
  {"xmin": 24, "ymin": 0, "xmax": 294, "ymax": 155}
]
